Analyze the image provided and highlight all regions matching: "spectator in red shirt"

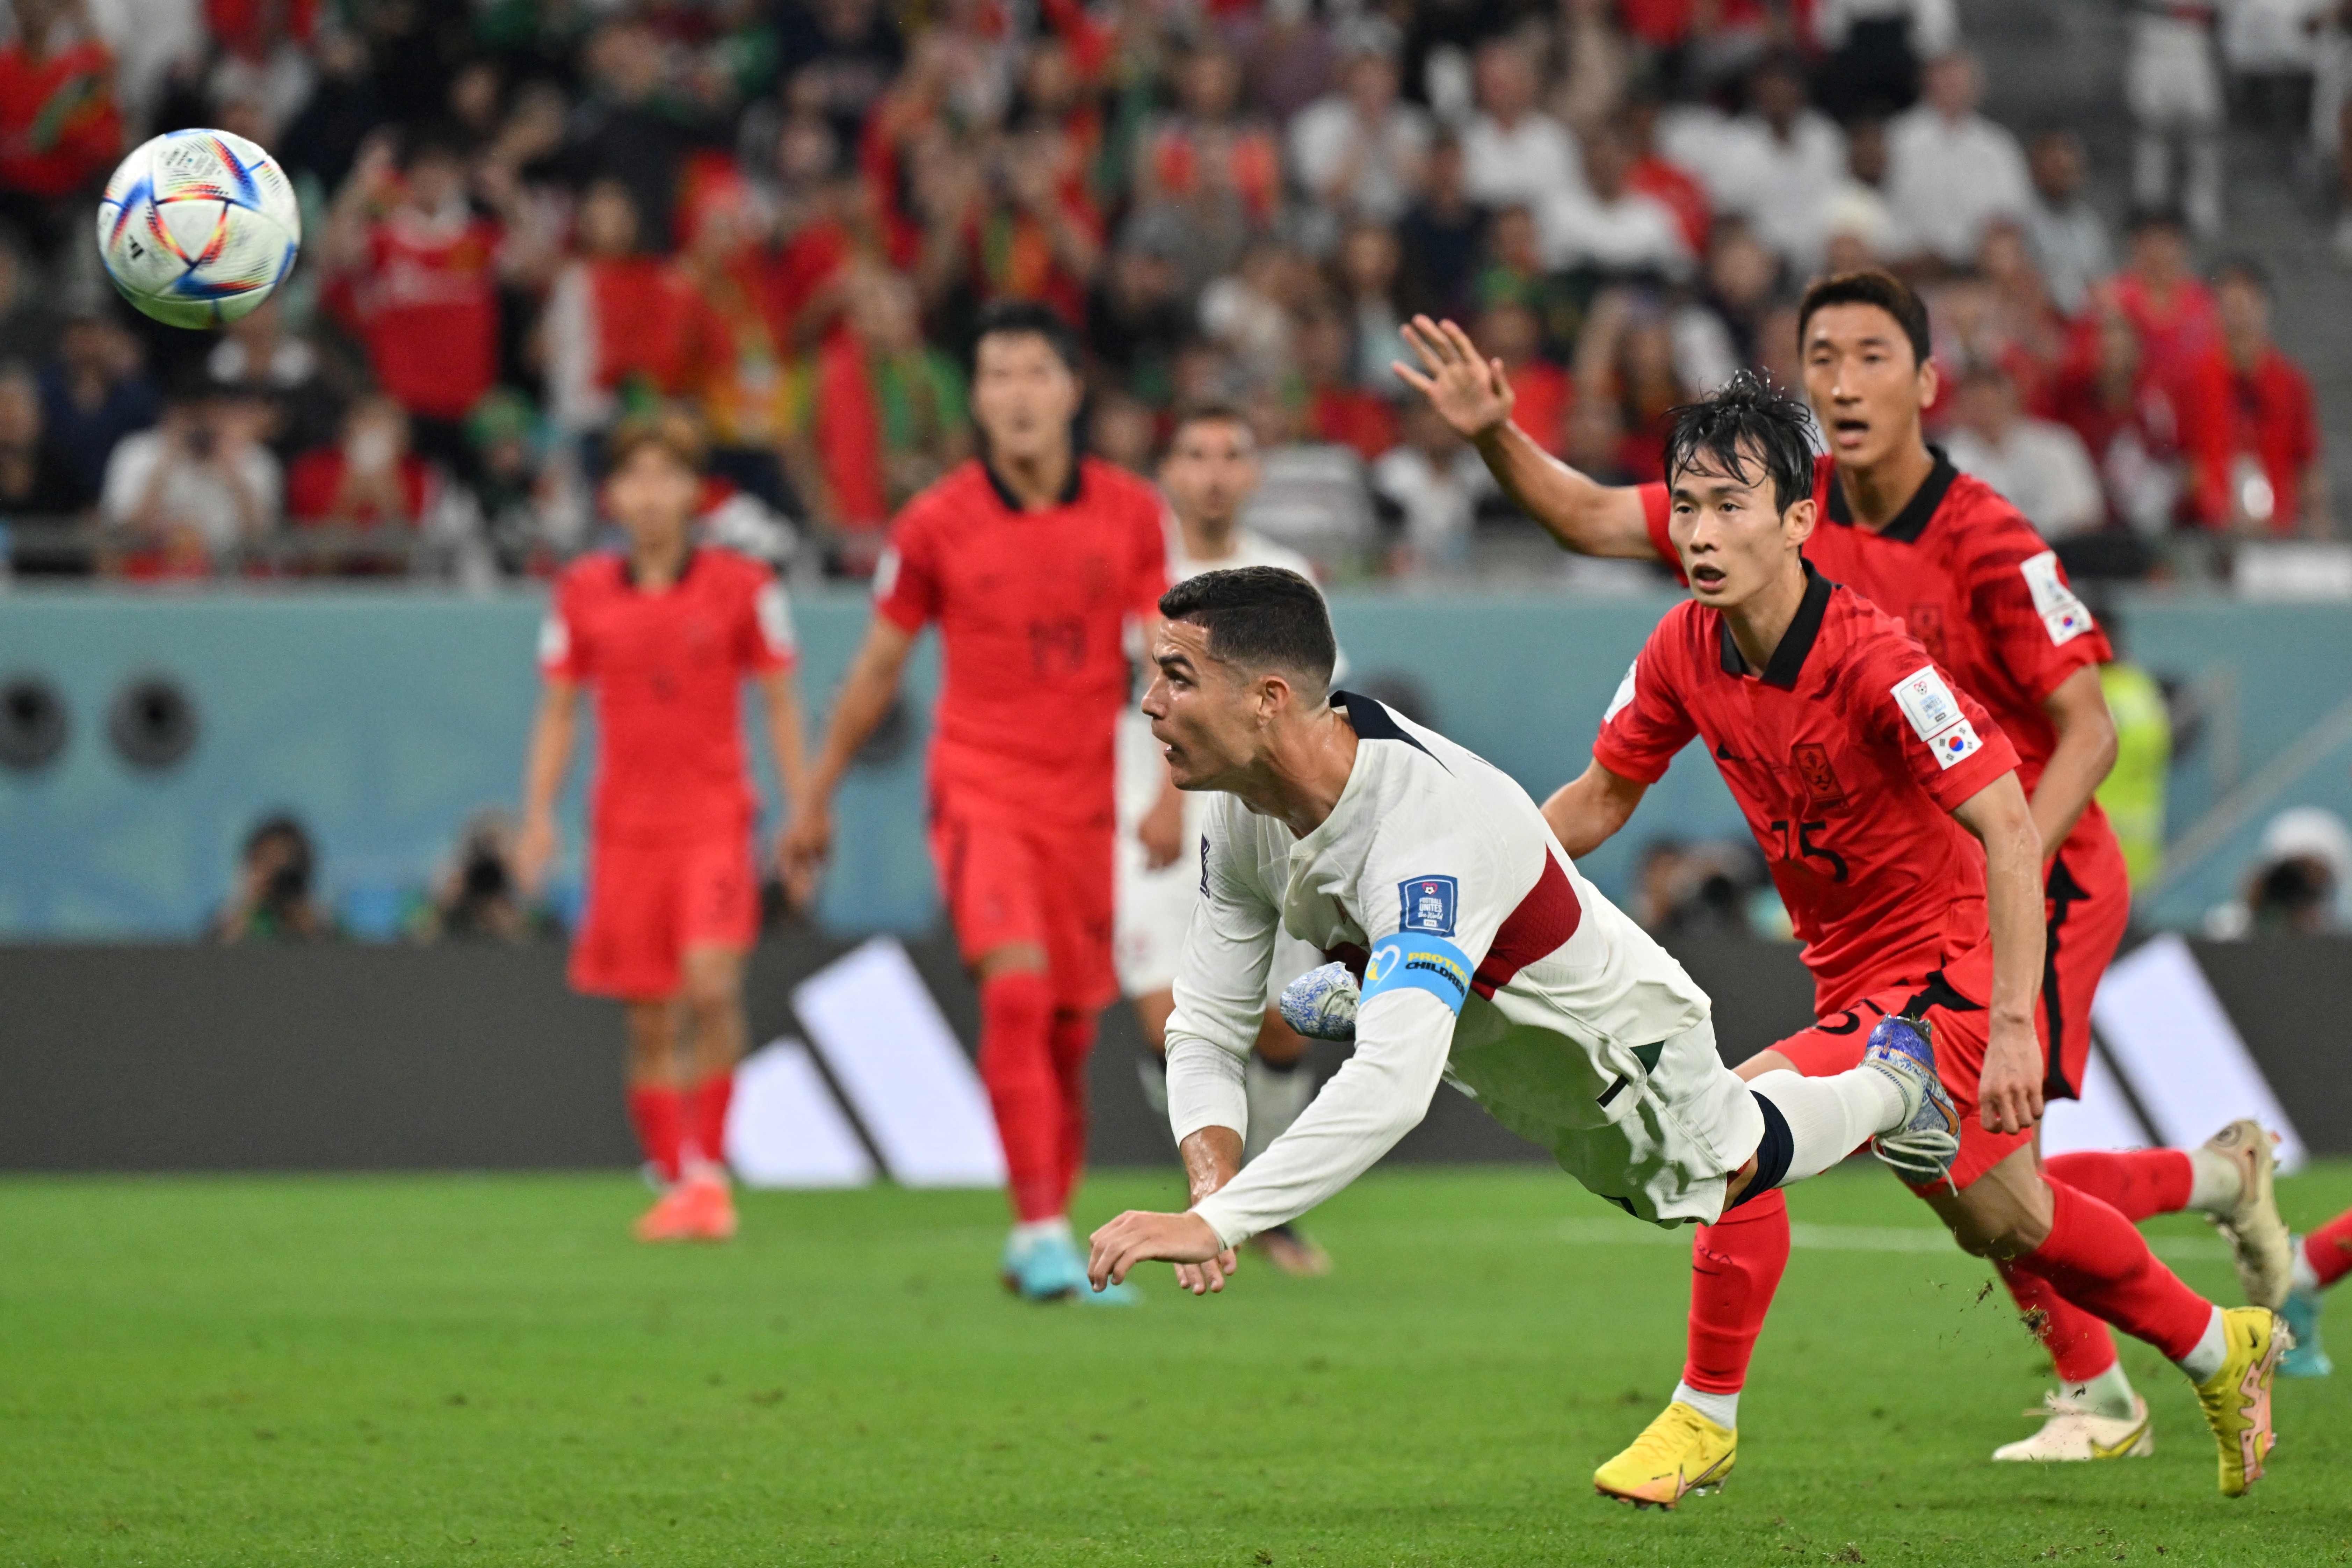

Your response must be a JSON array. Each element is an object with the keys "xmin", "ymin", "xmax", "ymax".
[
  {"xmin": 1297, "ymin": 304, "xmax": 1397, "ymax": 463},
  {"xmin": 1136, "ymin": 41, "xmax": 1282, "ymax": 230},
  {"xmin": 2101, "ymin": 208, "xmax": 2216, "ymax": 388},
  {"xmin": 286, "ymin": 395, "xmax": 441, "ymax": 573},
  {"xmin": 0, "ymin": 0, "xmax": 121, "ymax": 256},
  {"xmin": 1478, "ymin": 299, "xmax": 1570, "ymax": 457},
  {"xmin": 2049, "ymin": 303, "xmax": 2187, "ymax": 540},
  {"xmin": 325, "ymin": 129, "xmax": 506, "ymax": 475},
  {"xmin": 544, "ymin": 180, "xmax": 693, "ymax": 437},
  {"xmin": 1624, "ymin": 92, "xmax": 1713, "ymax": 260},
  {"xmin": 2179, "ymin": 260, "xmax": 2328, "ymax": 536}
]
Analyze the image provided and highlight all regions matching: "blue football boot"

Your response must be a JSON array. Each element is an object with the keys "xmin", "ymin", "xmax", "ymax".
[
  {"xmin": 1860, "ymin": 1014, "xmax": 1961, "ymax": 1186},
  {"xmin": 2280, "ymin": 1276, "xmax": 2332, "ymax": 1378},
  {"xmin": 1002, "ymin": 1229, "xmax": 1136, "ymax": 1305}
]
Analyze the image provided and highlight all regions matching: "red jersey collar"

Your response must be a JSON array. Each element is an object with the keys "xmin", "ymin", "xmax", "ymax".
[
  {"xmin": 1716, "ymin": 559, "xmax": 1836, "ymax": 690},
  {"xmin": 1821, "ymin": 445, "xmax": 1958, "ymax": 545},
  {"xmin": 621, "ymin": 543, "xmax": 699, "ymax": 591},
  {"xmin": 982, "ymin": 455, "xmax": 1084, "ymax": 512}
]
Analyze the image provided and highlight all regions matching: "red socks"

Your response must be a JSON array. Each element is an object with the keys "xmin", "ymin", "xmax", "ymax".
[
  {"xmin": 626, "ymin": 1084, "xmax": 685, "ymax": 1185},
  {"xmin": 683, "ymin": 1071, "xmax": 735, "ymax": 1170},
  {"xmin": 2306, "ymin": 1209, "xmax": 2352, "ymax": 1290},
  {"xmin": 1048, "ymin": 1009, "xmax": 1099, "ymax": 1215},
  {"xmin": 2012, "ymin": 1179, "xmax": 2214, "ymax": 1363},
  {"xmin": 978, "ymin": 971, "xmax": 1062, "ymax": 1222},
  {"xmin": 1683, "ymin": 1187, "xmax": 1791, "ymax": 1394},
  {"xmin": 1997, "ymin": 1260, "xmax": 2119, "ymax": 1381},
  {"xmin": 2041, "ymin": 1149, "xmax": 2193, "ymax": 1222}
]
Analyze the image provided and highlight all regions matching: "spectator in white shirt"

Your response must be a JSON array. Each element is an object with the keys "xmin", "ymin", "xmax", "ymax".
[
  {"xmin": 1287, "ymin": 20, "xmax": 1430, "ymax": 228},
  {"xmin": 1943, "ymin": 363, "xmax": 2106, "ymax": 540},
  {"xmin": 1706, "ymin": 56, "xmax": 1848, "ymax": 273},
  {"xmin": 2125, "ymin": 0, "xmax": 2225, "ymax": 238},
  {"xmin": 101, "ymin": 385, "xmax": 283, "ymax": 573},
  {"xmin": 1460, "ymin": 37, "xmax": 1583, "ymax": 214},
  {"xmin": 2021, "ymin": 129, "xmax": 2116, "ymax": 315},
  {"xmin": 1541, "ymin": 124, "xmax": 1692, "ymax": 282},
  {"xmin": 1373, "ymin": 395, "xmax": 1495, "ymax": 574},
  {"xmin": 1885, "ymin": 53, "xmax": 2033, "ymax": 267}
]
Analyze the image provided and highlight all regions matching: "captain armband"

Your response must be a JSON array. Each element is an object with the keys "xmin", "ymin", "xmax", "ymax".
[{"xmin": 1360, "ymin": 932, "xmax": 1473, "ymax": 1016}]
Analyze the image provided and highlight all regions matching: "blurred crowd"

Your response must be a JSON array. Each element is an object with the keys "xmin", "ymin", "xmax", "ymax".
[{"xmin": 0, "ymin": 0, "xmax": 2340, "ymax": 584}]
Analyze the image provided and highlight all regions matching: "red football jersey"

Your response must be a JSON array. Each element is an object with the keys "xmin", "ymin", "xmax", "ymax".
[
  {"xmin": 875, "ymin": 458, "xmax": 1168, "ymax": 826},
  {"xmin": 541, "ymin": 547, "xmax": 796, "ymax": 843},
  {"xmin": 1594, "ymin": 565, "xmax": 2021, "ymax": 1015},
  {"xmin": 1640, "ymin": 451, "xmax": 2112, "ymax": 804},
  {"xmin": 351, "ymin": 212, "xmax": 502, "ymax": 420}
]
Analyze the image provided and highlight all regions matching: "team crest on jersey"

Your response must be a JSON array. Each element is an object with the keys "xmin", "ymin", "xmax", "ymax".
[
  {"xmin": 1792, "ymin": 742, "xmax": 1845, "ymax": 804},
  {"xmin": 1905, "ymin": 603, "xmax": 1948, "ymax": 663},
  {"xmin": 2019, "ymin": 550, "xmax": 2094, "ymax": 646},
  {"xmin": 1398, "ymin": 875, "xmax": 1459, "ymax": 937}
]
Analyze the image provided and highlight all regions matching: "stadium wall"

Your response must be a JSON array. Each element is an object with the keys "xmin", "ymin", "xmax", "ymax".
[
  {"xmin": 4, "ymin": 588, "xmax": 2351, "ymax": 940},
  {"xmin": 0, "ymin": 933, "xmax": 2343, "ymax": 1172}
]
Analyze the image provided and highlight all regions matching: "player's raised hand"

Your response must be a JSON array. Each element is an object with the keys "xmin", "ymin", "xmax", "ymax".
[
  {"xmin": 1087, "ymin": 1210, "xmax": 1233, "ymax": 1295},
  {"xmin": 1976, "ymin": 1014, "xmax": 2046, "ymax": 1135},
  {"xmin": 1392, "ymin": 315, "xmax": 1516, "ymax": 441}
]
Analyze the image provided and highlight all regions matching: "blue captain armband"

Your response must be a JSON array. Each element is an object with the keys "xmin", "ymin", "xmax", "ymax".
[{"xmin": 1361, "ymin": 932, "xmax": 1473, "ymax": 1015}]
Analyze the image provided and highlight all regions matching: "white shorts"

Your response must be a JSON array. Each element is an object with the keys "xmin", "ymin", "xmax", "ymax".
[
  {"xmin": 1115, "ymin": 794, "xmax": 1322, "ymax": 1006},
  {"xmin": 1450, "ymin": 1015, "xmax": 1765, "ymax": 1228}
]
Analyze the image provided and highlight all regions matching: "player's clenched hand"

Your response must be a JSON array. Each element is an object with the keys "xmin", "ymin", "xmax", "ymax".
[
  {"xmin": 1391, "ymin": 316, "xmax": 1515, "ymax": 442},
  {"xmin": 1087, "ymin": 1210, "xmax": 1232, "ymax": 1295},
  {"xmin": 1977, "ymin": 1015, "xmax": 2045, "ymax": 1135},
  {"xmin": 780, "ymin": 803, "xmax": 833, "ymax": 885}
]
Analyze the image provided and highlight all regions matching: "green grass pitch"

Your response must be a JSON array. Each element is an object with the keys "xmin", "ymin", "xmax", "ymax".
[{"xmin": 4, "ymin": 1163, "xmax": 2347, "ymax": 1567}]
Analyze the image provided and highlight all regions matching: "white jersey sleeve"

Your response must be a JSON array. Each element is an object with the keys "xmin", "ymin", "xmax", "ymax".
[
  {"xmin": 1188, "ymin": 807, "xmax": 1511, "ymax": 1248},
  {"xmin": 1163, "ymin": 796, "xmax": 1281, "ymax": 1147}
]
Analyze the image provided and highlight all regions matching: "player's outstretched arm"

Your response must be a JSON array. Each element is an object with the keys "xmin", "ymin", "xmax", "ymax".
[
  {"xmin": 2029, "ymin": 665, "xmax": 2118, "ymax": 864},
  {"xmin": 514, "ymin": 679, "xmax": 578, "ymax": 896},
  {"xmin": 1952, "ymin": 773, "xmax": 2047, "ymax": 1136},
  {"xmin": 783, "ymin": 616, "xmax": 916, "ymax": 879},
  {"xmin": 1542, "ymin": 760, "xmax": 1649, "ymax": 858},
  {"xmin": 1087, "ymin": 1124, "xmax": 1245, "ymax": 1296},
  {"xmin": 1391, "ymin": 315, "xmax": 1657, "ymax": 560}
]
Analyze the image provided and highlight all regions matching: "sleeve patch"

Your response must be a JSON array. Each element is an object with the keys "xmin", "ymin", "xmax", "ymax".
[
  {"xmin": 1890, "ymin": 665, "xmax": 1986, "ymax": 769},
  {"xmin": 755, "ymin": 580, "xmax": 796, "ymax": 656},
  {"xmin": 1361, "ymin": 932, "xmax": 1471, "ymax": 1015},
  {"xmin": 1602, "ymin": 657, "xmax": 1640, "ymax": 723},
  {"xmin": 2019, "ymin": 550, "xmax": 2094, "ymax": 646},
  {"xmin": 872, "ymin": 547, "xmax": 900, "ymax": 602},
  {"xmin": 1927, "ymin": 716, "xmax": 1986, "ymax": 770},
  {"xmin": 537, "ymin": 613, "xmax": 569, "ymax": 669},
  {"xmin": 1398, "ymin": 874, "xmax": 1459, "ymax": 936}
]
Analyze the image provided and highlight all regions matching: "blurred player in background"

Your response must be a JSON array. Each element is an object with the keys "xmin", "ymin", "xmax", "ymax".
[
  {"xmin": 2281, "ymin": 1207, "xmax": 2352, "ymax": 1376},
  {"xmin": 1539, "ymin": 377, "xmax": 2279, "ymax": 1502},
  {"xmin": 1396, "ymin": 273, "xmax": 2290, "ymax": 1465},
  {"xmin": 516, "ymin": 412, "xmax": 810, "ymax": 1243},
  {"xmin": 787, "ymin": 302, "xmax": 1167, "ymax": 1303},
  {"xmin": 1118, "ymin": 405, "xmax": 1330, "ymax": 1277}
]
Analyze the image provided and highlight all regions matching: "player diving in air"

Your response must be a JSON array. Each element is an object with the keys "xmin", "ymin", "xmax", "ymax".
[
  {"xmin": 1116, "ymin": 405, "xmax": 1334, "ymax": 1276},
  {"xmin": 1542, "ymin": 376, "xmax": 2278, "ymax": 1501},
  {"xmin": 1084, "ymin": 562, "xmax": 1965, "ymax": 1363},
  {"xmin": 1394, "ymin": 271, "xmax": 2292, "ymax": 1469}
]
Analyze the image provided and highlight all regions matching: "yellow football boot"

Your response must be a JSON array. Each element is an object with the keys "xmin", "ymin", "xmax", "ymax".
[
  {"xmin": 1593, "ymin": 1402, "xmax": 1736, "ymax": 1508},
  {"xmin": 2192, "ymin": 1306, "xmax": 2285, "ymax": 1497}
]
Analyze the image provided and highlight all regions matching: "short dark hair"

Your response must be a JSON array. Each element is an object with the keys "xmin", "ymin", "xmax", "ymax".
[
  {"xmin": 970, "ymin": 299, "xmax": 1082, "ymax": 375},
  {"xmin": 2213, "ymin": 255, "xmax": 2270, "ymax": 294},
  {"xmin": 1662, "ymin": 370, "xmax": 1816, "ymax": 514},
  {"xmin": 1796, "ymin": 270, "xmax": 1932, "ymax": 367},
  {"xmin": 1159, "ymin": 566, "xmax": 1337, "ymax": 697},
  {"xmin": 1168, "ymin": 402, "xmax": 1252, "ymax": 444}
]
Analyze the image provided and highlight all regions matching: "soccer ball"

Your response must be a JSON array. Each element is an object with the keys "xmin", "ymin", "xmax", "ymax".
[{"xmin": 95, "ymin": 129, "xmax": 301, "ymax": 329}]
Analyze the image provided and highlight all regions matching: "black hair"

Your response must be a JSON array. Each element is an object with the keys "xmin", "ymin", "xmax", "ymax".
[
  {"xmin": 2126, "ymin": 204, "xmax": 2188, "ymax": 236},
  {"xmin": 1796, "ymin": 269, "xmax": 1932, "ymax": 368},
  {"xmin": 969, "ymin": 299, "xmax": 1083, "ymax": 376},
  {"xmin": 2213, "ymin": 255, "xmax": 2270, "ymax": 294},
  {"xmin": 1158, "ymin": 566, "xmax": 1337, "ymax": 696},
  {"xmin": 1168, "ymin": 402, "xmax": 1252, "ymax": 443},
  {"xmin": 1662, "ymin": 370, "xmax": 1817, "ymax": 514},
  {"xmin": 403, "ymin": 120, "xmax": 473, "ymax": 169}
]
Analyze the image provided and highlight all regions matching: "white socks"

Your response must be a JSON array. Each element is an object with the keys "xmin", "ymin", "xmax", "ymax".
[
  {"xmin": 1673, "ymin": 1380, "xmax": 1739, "ymax": 1431},
  {"xmin": 2062, "ymin": 1360, "xmax": 2139, "ymax": 1421},
  {"xmin": 1243, "ymin": 1055, "xmax": 1317, "ymax": 1163},
  {"xmin": 1747, "ymin": 1067, "xmax": 1906, "ymax": 1187},
  {"xmin": 2185, "ymin": 1145, "xmax": 2245, "ymax": 1215},
  {"xmin": 2175, "ymin": 1306, "xmax": 2229, "ymax": 1383},
  {"xmin": 1011, "ymin": 1216, "xmax": 1072, "ymax": 1249},
  {"xmin": 2292, "ymin": 1237, "xmax": 2320, "ymax": 1295}
]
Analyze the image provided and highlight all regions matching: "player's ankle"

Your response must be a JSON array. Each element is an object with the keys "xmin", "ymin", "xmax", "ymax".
[
  {"xmin": 1011, "ymin": 1215, "xmax": 1071, "ymax": 1248},
  {"xmin": 1671, "ymin": 1380, "xmax": 1738, "ymax": 1431},
  {"xmin": 2060, "ymin": 1360, "xmax": 2137, "ymax": 1420},
  {"xmin": 2185, "ymin": 1145, "xmax": 2244, "ymax": 1216},
  {"xmin": 2173, "ymin": 1307, "xmax": 2229, "ymax": 1383},
  {"xmin": 2292, "ymin": 1237, "xmax": 2321, "ymax": 1295}
]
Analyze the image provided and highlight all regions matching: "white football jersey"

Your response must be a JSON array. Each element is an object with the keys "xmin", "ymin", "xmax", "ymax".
[{"xmin": 1166, "ymin": 694, "xmax": 1750, "ymax": 1245}]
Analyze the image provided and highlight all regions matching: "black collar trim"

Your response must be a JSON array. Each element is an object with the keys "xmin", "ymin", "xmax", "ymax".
[
  {"xmin": 1332, "ymin": 690, "xmax": 1445, "ymax": 770},
  {"xmin": 983, "ymin": 456, "xmax": 1084, "ymax": 512},
  {"xmin": 1717, "ymin": 561, "xmax": 1836, "ymax": 689},
  {"xmin": 1822, "ymin": 446, "xmax": 1957, "ymax": 545},
  {"xmin": 623, "ymin": 544, "xmax": 697, "ymax": 591}
]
